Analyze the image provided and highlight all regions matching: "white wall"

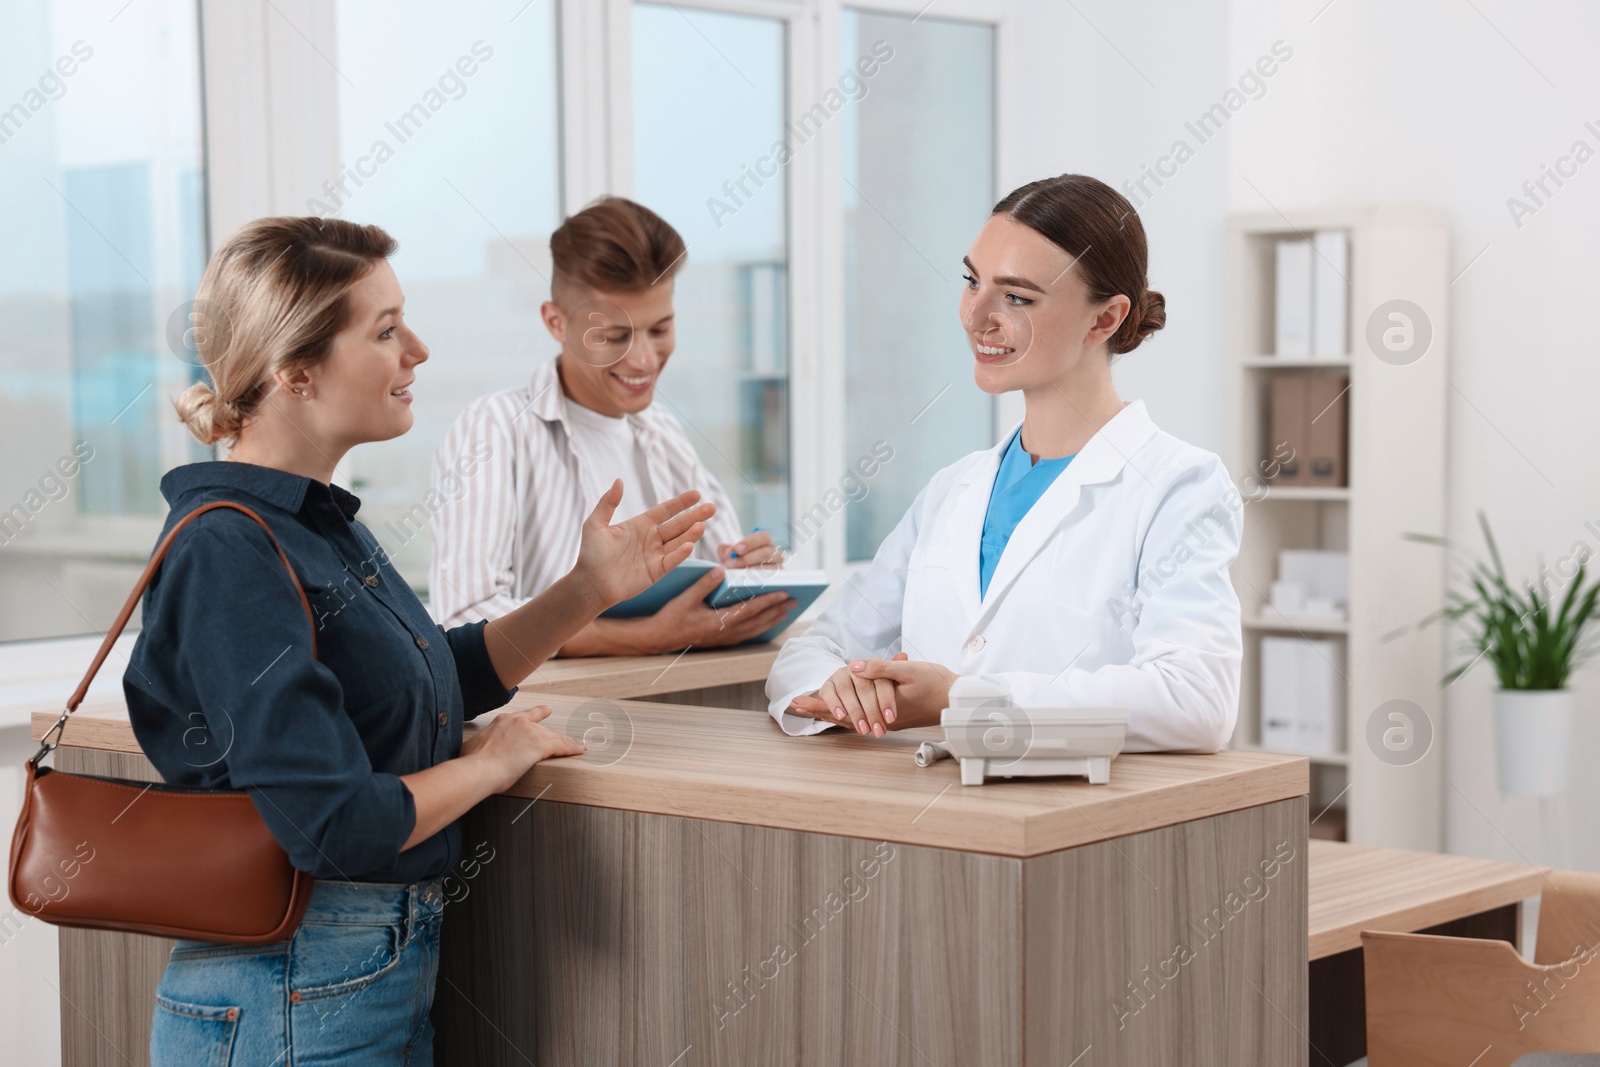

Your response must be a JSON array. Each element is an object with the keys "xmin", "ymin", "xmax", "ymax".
[
  {"xmin": 1226, "ymin": 0, "xmax": 1600, "ymax": 871},
  {"xmin": 0, "ymin": 632, "xmax": 138, "ymax": 1067},
  {"xmin": 1003, "ymin": 0, "xmax": 1233, "ymax": 453},
  {"xmin": 0, "ymin": 726, "xmax": 61, "ymax": 1067}
]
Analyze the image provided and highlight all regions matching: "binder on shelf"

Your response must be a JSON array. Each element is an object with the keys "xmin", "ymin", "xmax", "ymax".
[
  {"xmin": 1265, "ymin": 374, "xmax": 1350, "ymax": 488},
  {"xmin": 1267, "ymin": 375, "xmax": 1310, "ymax": 485},
  {"xmin": 1274, "ymin": 238, "xmax": 1314, "ymax": 356},
  {"xmin": 1312, "ymin": 230, "xmax": 1349, "ymax": 356},
  {"xmin": 1260, "ymin": 636, "xmax": 1301, "ymax": 749},
  {"xmin": 1297, "ymin": 637, "xmax": 1344, "ymax": 754},
  {"xmin": 1259, "ymin": 635, "xmax": 1345, "ymax": 755},
  {"xmin": 1305, "ymin": 375, "xmax": 1349, "ymax": 487}
]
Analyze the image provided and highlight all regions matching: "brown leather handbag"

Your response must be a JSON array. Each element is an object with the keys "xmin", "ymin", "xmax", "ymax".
[{"xmin": 8, "ymin": 501, "xmax": 317, "ymax": 944}]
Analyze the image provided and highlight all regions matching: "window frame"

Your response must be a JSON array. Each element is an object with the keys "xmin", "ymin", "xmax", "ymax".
[
  {"xmin": 601, "ymin": 0, "xmax": 1008, "ymax": 575},
  {"xmin": 193, "ymin": 0, "xmax": 1014, "ymax": 580}
]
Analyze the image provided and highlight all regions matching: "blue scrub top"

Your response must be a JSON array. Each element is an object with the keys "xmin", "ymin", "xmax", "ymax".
[{"xmin": 978, "ymin": 428, "xmax": 1076, "ymax": 598}]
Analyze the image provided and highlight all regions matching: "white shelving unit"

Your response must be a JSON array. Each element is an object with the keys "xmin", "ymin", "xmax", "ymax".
[{"xmin": 1222, "ymin": 205, "xmax": 1449, "ymax": 850}]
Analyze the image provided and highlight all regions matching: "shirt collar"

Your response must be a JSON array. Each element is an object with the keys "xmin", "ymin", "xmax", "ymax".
[
  {"xmin": 527, "ymin": 357, "xmax": 569, "ymax": 426},
  {"xmin": 528, "ymin": 355, "xmax": 657, "ymax": 440},
  {"xmin": 159, "ymin": 460, "xmax": 363, "ymax": 520}
]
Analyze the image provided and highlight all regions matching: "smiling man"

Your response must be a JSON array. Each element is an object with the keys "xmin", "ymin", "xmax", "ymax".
[{"xmin": 427, "ymin": 196, "xmax": 790, "ymax": 655}]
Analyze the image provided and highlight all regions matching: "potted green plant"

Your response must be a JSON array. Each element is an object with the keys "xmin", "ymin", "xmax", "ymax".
[{"xmin": 1410, "ymin": 513, "xmax": 1600, "ymax": 796}]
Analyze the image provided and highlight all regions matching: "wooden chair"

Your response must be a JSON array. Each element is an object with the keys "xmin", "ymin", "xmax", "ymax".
[{"xmin": 1362, "ymin": 870, "xmax": 1600, "ymax": 1067}]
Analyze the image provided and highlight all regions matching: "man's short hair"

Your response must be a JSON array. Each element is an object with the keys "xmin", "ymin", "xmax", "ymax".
[{"xmin": 549, "ymin": 196, "xmax": 687, "ymax": 304}]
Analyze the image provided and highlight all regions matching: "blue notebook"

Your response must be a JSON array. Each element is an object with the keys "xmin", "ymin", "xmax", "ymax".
[{"xmin": 600, "ymin": 560, "xmax": 827, "ymax": 643}]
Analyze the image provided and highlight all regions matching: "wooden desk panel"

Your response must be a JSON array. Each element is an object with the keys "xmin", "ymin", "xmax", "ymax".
[{"xmin": 434, "ymin": 794, "xmax": 1308, "ymax": 1066}]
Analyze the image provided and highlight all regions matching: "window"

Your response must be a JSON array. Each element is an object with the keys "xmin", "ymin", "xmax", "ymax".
[
  {"xmin": 631, "ymin": 2, "xmax": 790, "ymax": 540},
  {"xmin": 0, "ymin": 0, "xmax": 1003, "ymax": 643},
  {"xmin": 841, "ymin": 9, "xmax": 996, "ymax": 561},
  {"xmin": 0, "ymin": 0, "xmax": 207, "ymax": 641},
  {"xmin": 330, "ymin": 0, "xmax": 562, "ymax": 585}
]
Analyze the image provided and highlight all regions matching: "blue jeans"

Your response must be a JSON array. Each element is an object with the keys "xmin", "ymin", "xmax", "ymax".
[{"xmin": 150, "ymin": 877, "xmax": 445, "ymax": 1066}]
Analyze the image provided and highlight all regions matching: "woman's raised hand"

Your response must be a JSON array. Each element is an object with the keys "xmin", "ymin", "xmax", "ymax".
[
  {"xmin": 631, "ymin": 566, "xmax": 795, "ymax": 652},
  {"xmin": 571, "ymin": 480, "xmax": 716, "ymax": 607}
]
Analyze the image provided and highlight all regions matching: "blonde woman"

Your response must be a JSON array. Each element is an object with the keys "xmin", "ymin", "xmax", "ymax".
[{"xmin": 127, "ymin": 217, "xmax": 714, "ymax": 1065}]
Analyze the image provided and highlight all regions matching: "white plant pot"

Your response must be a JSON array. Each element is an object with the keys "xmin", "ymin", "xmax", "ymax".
[{"xmin": 1492, "ymin": 689, "xmax": 1572, "ymax": 797}]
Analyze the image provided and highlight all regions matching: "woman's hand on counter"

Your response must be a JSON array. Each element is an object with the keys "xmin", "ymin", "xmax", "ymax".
[
  {"xmin": 571, "ymin": 481, "xmax": 715, "ymax": 607},
  {"xmin": 788, "ymin": 653, "xmax": 956, "ymax": 737},
  {"xmin": 400, "ymin": 705, "xmax": 586, "ymax": 850},
  {"xmin": 460, "ymin": 705, "xmax": 588, "ymax": 794}
]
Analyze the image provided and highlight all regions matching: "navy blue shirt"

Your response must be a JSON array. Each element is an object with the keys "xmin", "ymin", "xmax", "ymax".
[{"xmin": 124, "ymin": 461, "xmax": 518, "ymax": 883}]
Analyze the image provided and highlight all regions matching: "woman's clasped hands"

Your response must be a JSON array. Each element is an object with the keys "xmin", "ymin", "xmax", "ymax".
[{"xmin": 788, "ymin": 652, "xmax": 958, "ymax": 738}]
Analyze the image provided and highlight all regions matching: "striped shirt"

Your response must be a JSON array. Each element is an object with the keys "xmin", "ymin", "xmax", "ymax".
[{"xmin": 426, "ymin": 356, "xmax": 746, "ymax": 626}]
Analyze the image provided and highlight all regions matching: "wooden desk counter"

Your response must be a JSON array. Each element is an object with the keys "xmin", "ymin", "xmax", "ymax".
[
  {"xmin": 38, "ymin": 699, "xmax": 1311, "ymax": 1067},
  {"xmin": 1308, "ymin": 839, "xmax": 1549, "ymax": 960},
  {"xmin": 514, "ymin": 625, "xmax": 800, "ymax": 708},
  {"xmin": 37, "ymin": 691, "xmax": 1307, "ymax": 859}
]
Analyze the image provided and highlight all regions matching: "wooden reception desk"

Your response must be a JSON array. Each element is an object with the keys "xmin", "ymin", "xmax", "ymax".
[
  {"xmin": 34, "ymin": 686, "xmax": 1309, "ymax": 1067},
  {"xmin": 514, "ymin": 630, "xmax": 793, "ymax": 709}
]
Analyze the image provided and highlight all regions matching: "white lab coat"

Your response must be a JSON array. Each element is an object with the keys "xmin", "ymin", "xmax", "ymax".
[{"xmin": 766, "ymin": 400, "xmax": 1243, "ymax": 752}]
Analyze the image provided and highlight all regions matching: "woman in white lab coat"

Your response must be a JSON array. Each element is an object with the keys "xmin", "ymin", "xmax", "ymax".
[{"xmin": 766, "ymin": 174, "xmax": 1243, "ymax": 752}]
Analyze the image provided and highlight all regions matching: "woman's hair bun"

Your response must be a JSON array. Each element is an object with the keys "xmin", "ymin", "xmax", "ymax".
[
  {"xmin": 169, "ymin": 215, "xmax": 399, "ymax": 448},
  {"xmin": 173, "ymin": 380, "xmax": 240, "ymax": 446},
  {"xmin": 1113, "ymin": 287, "xmax": 1166, "ymax": 355}
]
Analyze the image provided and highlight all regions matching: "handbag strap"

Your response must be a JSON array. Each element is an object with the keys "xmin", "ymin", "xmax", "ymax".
[{"xmin": 32, "ymin": 500, "xmax": 317, "ymax": 767}]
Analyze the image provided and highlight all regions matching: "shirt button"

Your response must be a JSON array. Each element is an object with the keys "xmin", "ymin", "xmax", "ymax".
[
  {"xmin": 437, "ymin": 713, "xmax": 447, "ymax": 726},
  {"xmin": 967, "ymin": 634, "xmax": 986, "ymax": 653},
  {"xmin": 415, "ymin": 636, "xmax": 429, "ymax": 651},
  {"xmin": 363, "ymin": 574, "xmax": 379, "ymax": 588}
]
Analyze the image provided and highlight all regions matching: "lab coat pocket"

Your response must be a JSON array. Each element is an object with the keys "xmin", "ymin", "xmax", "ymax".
[
  {"xmin": 1043, "ymin": 531, "xmax": 1136, "ymax": 624},
  {"xmin": 1051, "ymin": 602, "xmax": 1131, "ymax": 670},
  {"xmin": 907, "ymin": 542, "xmax": 954, "ymax": 572}
]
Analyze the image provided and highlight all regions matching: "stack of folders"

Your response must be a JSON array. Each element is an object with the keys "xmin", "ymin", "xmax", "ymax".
[
  {"xmin": 1269, "ymin": 549, "xmax": 1348, "ymax": 620},
  {"xmin": 1273, "ymin": 231, "xmax": 1349, "ymax": 357},
  {"xmin": 1260, "ymin": 636, "xmax": 1345, "ymax": 755},
  {"xmin": 1267, "ymin": 374, "xmax": 1349, "ymax": 487}
]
